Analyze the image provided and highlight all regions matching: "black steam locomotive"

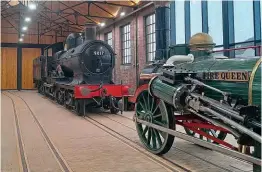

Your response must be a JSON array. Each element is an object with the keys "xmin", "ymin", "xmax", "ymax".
[{"xmin": 33, "ymin": 25, "xmax": 130, "ymax": 115}]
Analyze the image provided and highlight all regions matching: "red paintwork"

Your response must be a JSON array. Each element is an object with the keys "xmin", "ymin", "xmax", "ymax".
[
  {"xmin": 176, "ymin": 121, "xmax": 229, "ymax": 133},
  {"xmin": 175, "ymin": 114, "xmax": 235, "ymax": 149},
  {"xmin": 212, "ymin": 45, "xmax": 261, "ymax": 56},
  {"xmin": 128, "ymin": 84, "xmax": 149, "ymax": 103},
  {"xmin": 185, "ymin": 126, "xmax": 235, "ymax": 149},
  {"xmin": 74, "ymin": 84, "xmax": 130, "ymax": 99},
  {"xmin": 175, "ymin": 114, "xmax": 204, "ymax": 121}
]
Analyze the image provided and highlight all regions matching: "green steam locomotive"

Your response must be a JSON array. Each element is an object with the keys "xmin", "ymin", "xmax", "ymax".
[{"xmin": 130, "ymin": 33, "xmax": 261, "ymax": 171}]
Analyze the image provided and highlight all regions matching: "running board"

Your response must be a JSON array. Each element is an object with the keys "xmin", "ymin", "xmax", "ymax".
[{"xmin": 134, "ymin": 118, "xmax": 261, "ymax": 166}]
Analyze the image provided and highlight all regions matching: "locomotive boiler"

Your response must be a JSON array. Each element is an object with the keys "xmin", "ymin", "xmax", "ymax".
[
  {"xmin": 130, "ymin": 33, "xmax": 261, "ymax": 171},
  {"xmin": 33, "ymin": 24, "xmax": 130, "ymax": 115}
]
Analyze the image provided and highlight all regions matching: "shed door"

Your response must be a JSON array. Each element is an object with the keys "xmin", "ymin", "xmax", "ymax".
[
  {"xmin": 22, "ymin": 48, "xmax": 41, "ymax": 89},
  {"xmin": 1, "ymin": 48, "xmax": 17, "ymax": 89}
]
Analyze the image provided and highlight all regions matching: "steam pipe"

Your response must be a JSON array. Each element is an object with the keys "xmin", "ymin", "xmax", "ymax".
[
  {"xmin": 200, "ymin": 106, "xmax": 261, "ymax": 143},
  {"xmin": 185, "ymin": 77, "xmax": 229, "ymax": 96},
  {"xmin": 190, "ymin": 93, "xmax": 244, "ymax": 122}
]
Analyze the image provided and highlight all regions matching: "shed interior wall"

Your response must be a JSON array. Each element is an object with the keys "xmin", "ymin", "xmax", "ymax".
[
  {"xmin": 1, "ymin": 20, "xmax": 66, "ymax": 44},
  {"xmin": 97, "ymin": 4, "xmax": 155, "ymax": 93}
]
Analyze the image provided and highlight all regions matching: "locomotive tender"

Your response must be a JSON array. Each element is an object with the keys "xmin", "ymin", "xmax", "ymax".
[
  {"xmin": 33, "ymin": 24, "xmax": 130, "ymax": 115},
  {"xmin": 130, "ymin": 33, "xmax": 261, "ymax": 171}
]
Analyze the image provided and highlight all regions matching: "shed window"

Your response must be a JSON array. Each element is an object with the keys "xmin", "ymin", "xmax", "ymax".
[
  {"xmin": 121, "ymin": 24, "xmax": 131, "ymax": 64},
  {"xmin": 175, "ymin": 0, "xmax": 185, "ymax": 43},
  {"xmin": 105, "ymin": 31, "xmax": 113, "ymax": 48},
  {"xmin": 145, "ymin": 13, "xmax": 156, "ymax": 62},
  {"xmin": 233, "ymin": 1, "xmax": 254, "ymax": 43},
  {"xmin": 190, "ymin": 0, "xmax": 202, "ymax": 36}
]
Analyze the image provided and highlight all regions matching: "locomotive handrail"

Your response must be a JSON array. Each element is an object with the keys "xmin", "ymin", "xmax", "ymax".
[
  {"xmin": 212, "ymin": 45, "xmax": 261, "ymax": 54},
  {"xmin": 90, "ymin": 83, "xmax": 103, "ymax": 92}
]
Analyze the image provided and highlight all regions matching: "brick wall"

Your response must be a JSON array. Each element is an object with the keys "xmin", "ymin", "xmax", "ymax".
[{"xmin": 97, "ymin": 4, "xmax": 155, "ymax": 94}]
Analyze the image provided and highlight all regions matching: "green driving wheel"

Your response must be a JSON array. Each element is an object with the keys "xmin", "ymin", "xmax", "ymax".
[{"xmin": 135, "ymin": 90, "xmax": 175, "ymax": 155}]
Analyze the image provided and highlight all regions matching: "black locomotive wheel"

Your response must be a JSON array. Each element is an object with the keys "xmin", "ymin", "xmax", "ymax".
[
  {"xmin": 38, "ymin": 85, "xmax": 45, "ymax": 95},
  {"xmin": 135, "ymin": 90, "xmax": 175, "ymax": 155},
  {"xmin": 37, "ymin": 84, "xmax": 41, "ymax": 93},
  {"xmin": 110, "ymin": 97, "xmax": 120, "ymax": 114},
  {"xmin": 56, "ymin": 91, "xmax": 65, "ymax": 105},
  {"xmin": 110, "ymin": 107, "xmax": 119, "ymax": 114},
  {"xmin": 75, "ymin": 99, "xmax": 85, "ymax": 116}
]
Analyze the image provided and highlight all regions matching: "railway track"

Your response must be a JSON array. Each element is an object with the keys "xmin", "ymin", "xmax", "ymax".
[
  {"xmin": 9, "ymin": 91, "xmax": 253, "ymax": 172},
  {"xmin": 3, "ymin": 91, "xmax": 72, "ymax": 172},
  {"xmin": 7, "ymin": 91, "xmax": 188, "ymax": 172},
  {"xmin": 83, "ymin": 115, "xmax": 192, "ymax": 172},
  {"xmin": 96, "ymin": 113, "xmax": 240, "ymax": 172}
]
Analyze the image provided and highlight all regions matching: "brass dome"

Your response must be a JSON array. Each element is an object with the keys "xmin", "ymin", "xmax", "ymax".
[{"xmin": 189, "ymin": 33, "xmax": 215, "ymax": 50}]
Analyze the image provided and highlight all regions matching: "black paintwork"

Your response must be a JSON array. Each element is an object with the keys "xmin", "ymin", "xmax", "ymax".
[{"xmin": 33, "ymin": 35, "xmax": 115, "ymax": 87}]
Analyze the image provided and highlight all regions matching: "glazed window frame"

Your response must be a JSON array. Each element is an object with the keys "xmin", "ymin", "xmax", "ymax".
[
  {"xmin": 105, "ymin": 31, "xmax": 113, "ymax": 49},
  {"xmin": 145, "ymin": 13, "xmax": 156, "ymax": 62},
  {"xmin": 120, "ymin": 23, "xmax": 131, "ymax": 65}
]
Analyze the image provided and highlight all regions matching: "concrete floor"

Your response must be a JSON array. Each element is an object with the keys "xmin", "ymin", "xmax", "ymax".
[{"xmin": 1, "ymin": 90, "xmax": 253, "ymax": 172}]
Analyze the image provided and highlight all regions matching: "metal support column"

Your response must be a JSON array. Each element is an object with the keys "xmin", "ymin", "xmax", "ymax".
[
  {"xmin": 17, "ymin": 2, "xmax": 22, "ymax": 90},
  {"xmin": 201, "ymin": 1, "xmax": 208, "ymax": 33},
  {"xmin": 17, "ymin": 47, "xmax": 22, "ymax": 90},
  {"xmin": 154, "ymin": 2, "xmax": 170, "ymax": 60},
  {"xmin": 41, "ymin": 48, "xmax": 44, "ymax": 55},
  {"xmin": 135, "ymin": 12, "xmax": 139, "ymax": 87},
  {"xmin": 185, "ymin": 1, "xmax": 191, "ymax": 43},
  {"xmin": 254, "ymin": 0, "xmax": 261, "ymax": 56},
  {"xmin": 38, "ymin": 22, "xmax": 40, "ymax": 44},
  {"xmin": 170, "ymin": 1, "xmax": 176, "ymax": 46},
  {"xmin": 222, "ymin": 1, "xmax": 234, "ymax": 57}
]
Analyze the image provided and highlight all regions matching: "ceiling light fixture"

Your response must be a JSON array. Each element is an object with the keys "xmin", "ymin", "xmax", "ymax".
[
  {"xmin": 28, "ymin": 3, "xmax": 36, "ymax": 10},
  {"xmin": 25, "ymin": 17, "xmax": 31, "ymax": 22},
  {"xmin": 19, "ymin": 38, "xmax": 23, "ymax": 42},
  {"xmin": 21, "ymin": 34, "xmax": 25, "ymax": 37},
  {"xmin": 120, "ymin": 12, "xmax": 125, "ymax": 16},
  {"xmin": 99, "ymin": 22, "xmax": 105, "ymax": 27},
  {"xmin": 22, "ymin": 26, "xmax": 27, "ymax": 31},
  {"xmin": 9, "ymin": 0, "xmax": 19, "ymax": 6}
]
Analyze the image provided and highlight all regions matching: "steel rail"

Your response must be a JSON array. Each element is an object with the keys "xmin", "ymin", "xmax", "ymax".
[{"xmin": 135, "ymin": 118, "xmax": 262, "ymax": 166}]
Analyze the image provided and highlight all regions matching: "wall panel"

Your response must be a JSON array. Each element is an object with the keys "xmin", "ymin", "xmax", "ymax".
[
  {"xmin": 22, "ymin": 48, "xmax": 41, "ymax": 89},
  {"xmin": 1, "ymin": 33, "xmax": 18, "ymax": 43},
  {"xmin": 1, "ymin": 48, "xmax": 17, "ymax": 89}
]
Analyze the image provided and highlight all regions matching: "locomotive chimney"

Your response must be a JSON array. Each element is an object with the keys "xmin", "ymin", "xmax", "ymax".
[{"xmin": 84, "ymin": 24, "xmax": 96, "ymax": 41}]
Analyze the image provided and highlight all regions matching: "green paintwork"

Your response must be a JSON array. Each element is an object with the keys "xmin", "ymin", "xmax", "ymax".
[
  {"xmin": 135, "ymin": 90, "xmax": 174, "ymax": 154},
  {"xmin": 150, "ymin": 78, "xmax": 180, "ymax": 105},
  {"xmin": 175, "ymin": 57, "xmax": 261, "ymax": 106}
]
